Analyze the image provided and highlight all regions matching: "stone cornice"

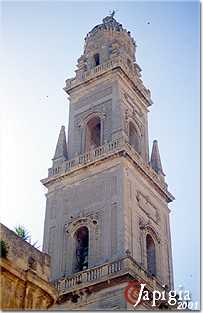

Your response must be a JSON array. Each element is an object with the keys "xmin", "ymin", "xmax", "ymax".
[
  {"xmin": 53, "ymin": 256, "xmax": 166, "ymax": 298},
  {"xmin": 64, "ymin": 57, "xmax": 152, "ymax": 106},
  {"xmin": 41, "ymin": 138, "xmax": 174, "ymax": 203}
]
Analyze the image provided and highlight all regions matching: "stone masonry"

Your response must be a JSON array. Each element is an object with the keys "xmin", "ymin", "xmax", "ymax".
[
  {"xmin": 42, "ymin": 14, "xmax": 174, "ymax": 310},
  {"xmin": 0, "ymin": 223, "xmax": 57, "ymax": 309}
]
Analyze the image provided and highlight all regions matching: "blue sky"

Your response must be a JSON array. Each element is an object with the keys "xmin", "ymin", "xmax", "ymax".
[{"xmin": 1, "ymin": 0, "xmax": 200, "ymax": 306}]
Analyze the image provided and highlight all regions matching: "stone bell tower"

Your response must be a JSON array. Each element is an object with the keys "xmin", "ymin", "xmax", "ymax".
[{"xmin": 42, "ymin": 13, "xmax": 174, "ymax": 310}]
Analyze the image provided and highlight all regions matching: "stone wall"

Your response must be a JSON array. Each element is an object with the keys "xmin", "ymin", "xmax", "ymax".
[
  {"xmin": 122, "ymin": 159, "xmax": 173, "ymax": 289},
  {"xmin": 43, "ymin": 158, "xmax": 125, "ymax": 281},
  {"xmin": 0, "ymin": 223, "xmax": 58, "ymax": 309}
]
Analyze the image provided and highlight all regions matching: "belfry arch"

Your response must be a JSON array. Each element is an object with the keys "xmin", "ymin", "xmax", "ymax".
[
  {"xmin": 85, "ymin": 116, "xmax": 101, "ymax": 151},
  {"xmin": 146, "ymin": 234, "xmax": 156, "ymax": 276},
  {"xmin": 74, "ymin": 226, "xmax": 89, "ymax": 272}
]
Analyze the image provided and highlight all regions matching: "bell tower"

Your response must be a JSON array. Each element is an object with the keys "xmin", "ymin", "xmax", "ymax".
[{"xmin": 42, "ymin": 14, "xmax": 174, "ymax": 310}]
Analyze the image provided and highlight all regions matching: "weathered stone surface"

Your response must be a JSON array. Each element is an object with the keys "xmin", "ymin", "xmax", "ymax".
[
  {"xmin": 0, "ymin": 223, "xmax": 58, "ymax": 310},
  {"xmin": 41, "ymin": 14, "xmax": 174, "ymax": 310}
]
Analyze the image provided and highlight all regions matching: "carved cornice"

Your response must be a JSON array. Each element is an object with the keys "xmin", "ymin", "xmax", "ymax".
[
  {"xmin": 41, "ymin": 138, "xmax": 174, "ymax": 203},
  {"xmin": 64, "ymin": 57, "xmax": 152, "ymax": 106}
]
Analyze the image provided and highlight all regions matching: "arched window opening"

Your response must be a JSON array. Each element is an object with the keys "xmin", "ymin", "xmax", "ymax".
[
  {"xmin": 74, "ymin": 226, "xmax": 89, "ymax": 272},
  {"xmin": 146, "ymin": 234, "xmax": 156, "ymax": 276},
  {"xmin": 129, "ymin": 122, "xmax": 140, "ymax": 154},
  {"xmin": 85, "ymin": 116, "xmax": 101, "ymax": 151},
  {"xmin": 93, "ymin": 53, "xmax": 100, "ymax": 66}
]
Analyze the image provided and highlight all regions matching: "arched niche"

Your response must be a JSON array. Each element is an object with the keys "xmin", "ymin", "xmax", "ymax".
[
  {"xmin": 85, "ymin": 116, "xmax": 101, "ymax": 151},
  {"xmin": 139, "ymin": 221, "xmax": 161, "ymax": 279},
  {"xmin": 78, "ymin": 112, "xmax": 106, "ymax": 154},
  {"xmin": 74, "ymin": 226, "xmax": 89, "ymax": 272},
  {"xmin": 93, "ymin": 53, "xmax": 100, "ymax": 67},
  {"xmin": 64, "ymin": 216, "xmax": 100, "ymax": 275}
]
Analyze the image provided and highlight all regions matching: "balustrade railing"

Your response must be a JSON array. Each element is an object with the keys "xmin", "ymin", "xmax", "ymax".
[
  {"xmin": 53, "ymin": 256, "xmax": 164, "ymax": 295},
  {"xmin": 64, "ymin": 57, "xmax": 150, "ymax": 101},
  {"xmin": 54, "ymin": 258, "xmax": 123, "ymax": 293},
  {"xmin": 47, "ymin": 136, "xmax": 169, "ymax": 194},
  {"xmin": 61, "ymin": 137, "xmax": 124, "ymax": 174}
]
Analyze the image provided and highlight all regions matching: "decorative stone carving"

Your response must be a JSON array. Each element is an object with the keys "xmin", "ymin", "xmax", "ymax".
[
  {"xmin": 123, "ymin": 92, "xmax": 143, "ymax": 118},
  {"xmin": 139, "ymin": 218, "xmax": 161, "ymax": 244},
  {"xmin": 137, "ymin": 191, "xmax": 160, "ymax": 224},
  {"xmin": 76, "ymin": 111, "xmax": 106, "ymax": 129},
  {"xmin": 41, "ymin": 12, "xmax": 174, "ymax": 310},
  {"xmin": 65, "ymin": 215, "xmax": 99, "ymax": 237}
]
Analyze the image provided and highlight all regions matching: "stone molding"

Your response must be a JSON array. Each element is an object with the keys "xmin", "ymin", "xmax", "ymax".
[
  {"xmin": 42, "ymin": 138, "xmax": 174, "ymax": 203},
  {"xmin": 64, "ymin": 56, "xmax": 152, "ymax": 105},
  {"xmin": 65, "ymin": 216, "xmax": 98, "ymax": 237},
  {"xmin": 53, "ymin": 256, "xmax": 165, "ymax": 297}
]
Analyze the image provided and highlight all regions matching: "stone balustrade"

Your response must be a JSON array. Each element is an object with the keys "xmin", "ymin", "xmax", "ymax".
[
  {"xmin": 48, "ymin": 137, "xmax": 123, "ymax": 178},
  {"xmin": 53, "ymin": 256, "xmax": 164, "ymax": 296},
  {"xmin": 46, "ymin": 137, "xmax": 173, "ymax": 201},
  {"xmin": 64, "ymin": 56, "xmax": 151, "ymax": 101}
]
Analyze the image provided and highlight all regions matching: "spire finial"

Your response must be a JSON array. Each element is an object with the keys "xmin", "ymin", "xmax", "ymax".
[
  {"xmin": 53, "ymin": 125, "xmax": 68, "ymax": 160},
  {"xmin": 150, "ymin": 140, "xmax": 165, "ymax": 177}
]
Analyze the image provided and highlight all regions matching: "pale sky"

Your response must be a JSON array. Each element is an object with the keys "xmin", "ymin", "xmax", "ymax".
[{"xmin": 1, "ymin": 0, "xmax": 200, "ymax": 306}]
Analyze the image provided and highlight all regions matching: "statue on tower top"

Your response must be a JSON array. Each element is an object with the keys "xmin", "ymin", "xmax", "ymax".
[{"xmin": 110, "ymin": 10, "xmax": 115, "ymax": 18}]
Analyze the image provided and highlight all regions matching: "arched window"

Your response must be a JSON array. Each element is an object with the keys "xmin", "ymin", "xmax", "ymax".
[
  {"xmin": 74, "ymin": 226, "xmax": 89, "ymax": 272},
  {"xmin": 146, "ymin": 234, "xmax": 156, "ymax": 276},
  {"xmin": 129, "ymin": 122, "xmax": 140, "ymax": 154},
  {"xmin": 93, "ymin": 53, "xmax": 100, "ymax": 66},
  {"xmin": 85, "ymin": 116, "xmax": 101, "ymax": 151}
]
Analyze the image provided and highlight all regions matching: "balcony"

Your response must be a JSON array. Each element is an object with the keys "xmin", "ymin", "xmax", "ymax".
[
  {"xmin": 44, "ymin": 137, "xmax": 173, "ymax": 202},
  {"xmin": 48, "ymin": 137, "xmax": 123, "ymax": 178},
  {"xmin": 53, "ymin": 256, "xmax": 165, "ymax": 296},
  {"xmin": 64, "ymin": 56, "xmax": 152, "ymax": 104}
]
